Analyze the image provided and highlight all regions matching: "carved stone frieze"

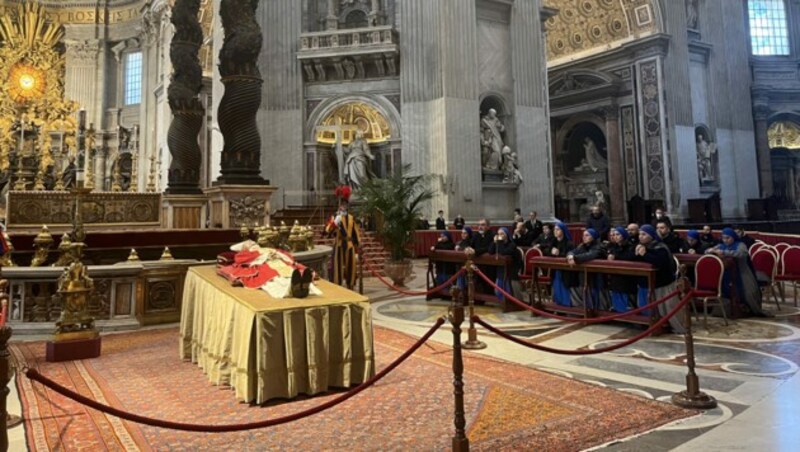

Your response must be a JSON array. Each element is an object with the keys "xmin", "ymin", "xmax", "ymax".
[
  {"xmin": 6, "ymin": 191, "xmax": 161, "ymax": 227},
  {"xmin": 229, "ymin": 195, "xmax": 267, "ymax": 227},
  {"xmin": 65, "ymin": 39, "xmax": 102, "ymax": 64}
]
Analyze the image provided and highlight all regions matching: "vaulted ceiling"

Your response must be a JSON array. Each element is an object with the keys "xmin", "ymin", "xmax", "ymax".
[{"xmin": 543, "ymin": 0, "xmax": 662, "ymax": 66}]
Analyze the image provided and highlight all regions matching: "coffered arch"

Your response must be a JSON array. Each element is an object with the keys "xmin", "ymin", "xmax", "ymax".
[{"xmin": 543, "ymin": 0, "xmax": 663, "ymax": 66}]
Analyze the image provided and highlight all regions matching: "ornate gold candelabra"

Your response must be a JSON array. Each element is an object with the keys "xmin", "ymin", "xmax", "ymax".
[
  {"xmin": 31, "ymin": 225, "xmax": 54, "ymax": 267},
  {"xmin": 54, "ymin": 255, "xmax": 97, "ymax": 341},
  {"xmin": 129, "ymin": 153, "xmax": 139, "ymax": 192},
  {"xmin": 146, "ymin": 152, "xmax": 157, "ymax": 193}
]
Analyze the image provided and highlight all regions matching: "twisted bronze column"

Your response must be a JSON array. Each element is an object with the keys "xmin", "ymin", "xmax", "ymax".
[
  {"xmin": 167, "ymin": 0, "xmax": 204, "ymax": 194},
  {"xmin": 216, "ymin": 0, "xmax": 265, "ymax": 185}
]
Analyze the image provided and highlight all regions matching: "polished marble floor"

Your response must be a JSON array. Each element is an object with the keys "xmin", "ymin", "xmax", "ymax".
[
  {"xmin": 5, "ymin": 260, "xmax": 799, "ymax": 451},
  {"xmin": 366, "ymin": 260, "xmax": 800, "ymax": 451}
]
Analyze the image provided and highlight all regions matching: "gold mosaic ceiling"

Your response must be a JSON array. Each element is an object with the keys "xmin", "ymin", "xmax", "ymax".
[{"xmin": 544, "ymin": 0, "xmax": 661, "ymax": 65}]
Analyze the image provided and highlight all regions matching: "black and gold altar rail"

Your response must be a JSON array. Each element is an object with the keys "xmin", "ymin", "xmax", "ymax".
[{"xmin": 6, "ymin": 191, "xmax": 161, "ymax": 229}]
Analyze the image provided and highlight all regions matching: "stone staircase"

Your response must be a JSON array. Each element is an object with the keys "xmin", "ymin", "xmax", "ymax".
[{"xmin": 310, "ymin": 225, "xmax": 390, "ymax": 275}]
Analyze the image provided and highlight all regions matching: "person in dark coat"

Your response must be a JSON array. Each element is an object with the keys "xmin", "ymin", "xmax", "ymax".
[
  {"xmin": 533, "ymin": 223, "xmax": 556, "ymax": 255},
  {"xmin": 606, "ymin": 226, "xmax": 637, "ymax": 312},
  {"xmin": 453, "ymin": 214, "xmax": 466, "ymax": 230},
  {"xmin": 418, "ymin": 216, "xmax": 431, "ymax": 230},
  {"xmin": 700, "ymin": 225, "xmax": 718, "ymax": 248},
  {"xmin": 651, "ymin": 207, "xmax": 671, "ymax": 228},
  {"xmin": 633, "ymin": 225, "xmax": 683, "ymax": 333},
  {"xmin": 454, "ymin": 227, "xmax": 473, "ymax": 290},
  {"xmin": 567, "ymin": 228, "xmax": 607, "ymax": 308},
  {"xmin": 435, "ymin": 210, "xmax": 446, "ymax": 230},
  {"xmin": 512, "ymin": 222, "xmax": 534, "ymax": 247},
  {"xmin": 489, "ymin": 227, "xmax": 524, "ymax": 300},
  {"xmin": 586, "ymin": 206, "xmax": 610, "ymax": 240},
  {"xmin": 733, "ymin": 225, "xmax": 756, "ymax": 249},
  {"xmin": 431, "ymin": 231, "xmax": 456, "ymax": 286},
  {"xmin": 656, "ymin": 220, "xmax": 686, "ymax": 254},
  {"xmin": 524, "ymin": 211, "xmax": 544, "ymax": 241},
  {"xmin": 627, "ymin": 223, "xmax": 641, "ymax": 247}
]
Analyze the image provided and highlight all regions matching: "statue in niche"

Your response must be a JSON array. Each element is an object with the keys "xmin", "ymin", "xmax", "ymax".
[
  {"xmin": 573, "ymin": 137, "xmax": 607, "ymax": 173},
  {"xmin": 480, "ymin": 108, "xmax": 505, "ymax": 167},
  {"xmin": 343, "ymin": 58, "xmax": 356, "ymax": 80},
  {"xmin": 481, "ymin": 127, "xmax": 502, "ymax": 171},
  {"xmin": 594, "ymin": 189, "xmax": 607, "ymax": 211},
  {"xmin": 696, "ymin": 133, "xmax": 717, "ymax": 183},
  {"xmin": 686, "ymin": 0, "xmax": 699, "ymax": 29},
  {"xmin": 344, "ymin": 130, "xmax": 374, "ymax": 190},
  {"xmin": 501, "ymin": 146, "xmax": 522, "ymax": 184}
]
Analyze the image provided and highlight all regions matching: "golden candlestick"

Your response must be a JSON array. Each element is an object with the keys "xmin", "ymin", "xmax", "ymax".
[
  {"xmin": 129, "ymin": 153, "xmax": 139, "ymax": 192},
  {"xmin": 146, "ymin": 152, "xmax": 157, "ymax": 193}
]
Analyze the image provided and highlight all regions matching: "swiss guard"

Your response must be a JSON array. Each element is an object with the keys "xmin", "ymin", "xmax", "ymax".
[{"xmin": 325, "ymin": 185, "xmax": 362, "ymax": 289}]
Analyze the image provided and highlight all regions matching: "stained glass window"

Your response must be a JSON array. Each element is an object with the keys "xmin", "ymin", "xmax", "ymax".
[{"xmin": 748, "ymin": 0, "xmax": 790, "ymax": 56}]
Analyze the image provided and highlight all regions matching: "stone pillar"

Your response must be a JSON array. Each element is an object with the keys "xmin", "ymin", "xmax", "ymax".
[
  {"xmin": 512, "ymin": 1, "xmax": 555, "ymax": 219},
  {"xmin": 216, "ymin": 0, "xmax": 266, "ymax": 185},
  {"xmin": 64, "ymin": 40, "xmax": 102, "ymax": 127},
  {"xmin": 166, "ymin": 0, "xmax": 205, "ymax": 195},
  {"xmin": 604, "ymin": 106, "xmax": 625, "ymax": 223},
  {"xmin": 754, "ymin": 105, "xmax": 773, "ymax": 197}
]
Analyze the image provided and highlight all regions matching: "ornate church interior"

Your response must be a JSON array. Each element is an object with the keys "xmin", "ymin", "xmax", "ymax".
[{"xmin": 0, "ymin": 0, "xmax": 799, "ymax": 450}]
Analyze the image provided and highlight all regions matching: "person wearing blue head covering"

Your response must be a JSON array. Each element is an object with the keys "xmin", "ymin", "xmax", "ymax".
[
  {"xmin": 566, "ymin": 228, "xmax": 607, "ymax": 309},
  {"xmin": 607, "ymin": 226, "xmax": 637, "ymax": 312},
  {"xmin": 430, "ymin": 230, "xmax": 456, "ymax": 288},
  {"xmin": 489, "ymin": 227, "xmax": 524, "ymax": 301},
  {"xmin": 685, "ymin": 229, "xmax": 709, "ymax": 254},
  {"xmin": 453, "ymin": 227, "xmax": 474, "ymax": 289},
  {"xmin": 706, "ymin": 228, "xmax": 769, "ymax": 317},
  {"xmin": 633, "ymin": 223, "xmax": 684, "ymax": 333},
  {"xmin": 550, "ymin": 222, "xmax": 576, "ymax": 307}
]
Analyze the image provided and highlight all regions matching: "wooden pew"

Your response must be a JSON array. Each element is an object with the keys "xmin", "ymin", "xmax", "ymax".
[
  {"xmin": 529, "ymin": 257, "xmax": 659, "ymax": 327},
  {"xmin": 427, "ymin": 249, "xmax": 521, "ymax": 312}
]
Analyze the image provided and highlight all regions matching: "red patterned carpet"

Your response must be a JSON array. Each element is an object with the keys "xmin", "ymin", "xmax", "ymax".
[{"xmin": 12, "ymin": 327, "xmax": 694, "ymax": 451}]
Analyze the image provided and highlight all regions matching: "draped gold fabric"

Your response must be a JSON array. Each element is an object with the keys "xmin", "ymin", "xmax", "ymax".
[{"xmin": 180, "ymin": 265, "xmax": 375, "ymax": 403}]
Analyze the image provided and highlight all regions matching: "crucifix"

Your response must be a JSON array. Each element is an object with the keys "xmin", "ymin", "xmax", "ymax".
[{"xmin": 316, "ymin": 121, "xmax": 359, "ymax": 185}]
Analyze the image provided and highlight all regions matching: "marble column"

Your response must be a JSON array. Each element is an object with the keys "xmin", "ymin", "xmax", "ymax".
[
  {"xmin": 216, "ymin": 0, "xmax": 265, "ymax": 185},
  {"xmin": 604, "ymin": 106, "xmax": 625, "ymax": 223},
  {"xmin": 166, "ymin": 0, "xmax": 204, "ymax": 194},
  {"xmin": 753, "ymin": 105, "xmax": 773, "ymax": 197},
  {"xmin": 512, "ymin": 0, "xmax": 554, "ymax": 219},
  {"xmin": 64, "ymin": 40, "xmax": 102, "ymax": 128}
]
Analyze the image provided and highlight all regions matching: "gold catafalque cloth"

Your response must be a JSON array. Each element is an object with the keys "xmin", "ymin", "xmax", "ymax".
[{"xmin": 180, "ymin": 265, "xmax": 375, "ymax": 403}]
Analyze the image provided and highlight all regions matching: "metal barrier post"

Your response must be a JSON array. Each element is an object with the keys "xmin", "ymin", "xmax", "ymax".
[
  {"xmin": 358, "ymin": 251, "xmax": 364, "ymax": 295},
  {"xmin": 672, "ymin": 280, "xmax": 717, "ymax": 410},
  {"xmin": 449, "ymin": 286, "xmax": 469, "ymax": 452},
  {"xmin": 463, "ymin": 258, "xmax": 487, "ymax": 350}
]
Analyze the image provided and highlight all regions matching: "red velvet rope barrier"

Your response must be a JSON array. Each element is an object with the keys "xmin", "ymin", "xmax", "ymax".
[
  {"xmin": 472, "ymin": 267, "xmax": 680, "ymax": 324},
  {"xmin": 362, "ymin": 256, "xmax": 466, "ymax": 297},
  {"xmin": 26, "ymin": 317, "xmax": 446, "ymax": 432},
  {"xmin": 472, "ymin": 291, "xmax": 694, "ymax": 356}
]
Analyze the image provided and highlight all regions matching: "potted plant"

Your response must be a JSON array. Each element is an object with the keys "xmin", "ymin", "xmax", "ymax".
[{"xmin": 357, "ymin": 165, "xmax": 434, "ymax": 286}]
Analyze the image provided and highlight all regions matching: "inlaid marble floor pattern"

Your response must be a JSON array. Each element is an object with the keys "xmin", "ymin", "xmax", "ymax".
[{"xmin": 367, "ymin": 261, "xmax": 800, "ymax": 451}]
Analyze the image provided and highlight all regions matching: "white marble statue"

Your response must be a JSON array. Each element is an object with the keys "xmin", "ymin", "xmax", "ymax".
[
  {"xmin": 686, "ymin": 0, "xmax": 699, "ymax": 29},
  {"xmin": 344, "ymin": 130, "xmax": 375, "ymax": 190},
  {"xmin": 501, "ymin": 146, "xmax": 522, "ymax": 184},
  {"xmin": 583, "ymin": 137, "xmax": 608, "ymax": 172},
  {"xmin": 481, "ymin": 127, "xmax": 502, "ymax": 171},
  {"xmin": 480, "ymin": 108, "xmax": 505, "ymax": 168},
  {"xmin": 696, "ymin": 134, "xmax": 717, "ymax": 183}
]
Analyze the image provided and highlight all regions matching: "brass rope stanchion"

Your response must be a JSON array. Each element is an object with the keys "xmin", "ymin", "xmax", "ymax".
[
  {"xmin": 462, "ymin": 258, "xmax": 486, "ymax": 350},
  {"xmin": 672, "ymin": 279, "xmax": 717, "ymax": 410},
  {"xmin": 449, "ymin": 285, "xmax": 469, "ymax": 452}
]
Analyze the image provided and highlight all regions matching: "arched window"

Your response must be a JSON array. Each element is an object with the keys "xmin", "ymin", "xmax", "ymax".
[{"xmin": 748, "ymin": 0, "xmax": 790, "ymax": 56}]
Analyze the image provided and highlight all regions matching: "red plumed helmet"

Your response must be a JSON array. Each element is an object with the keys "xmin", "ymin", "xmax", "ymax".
[{"xmin": 335, "ymin": 185, "xmax": 352, "ymax": 202}]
